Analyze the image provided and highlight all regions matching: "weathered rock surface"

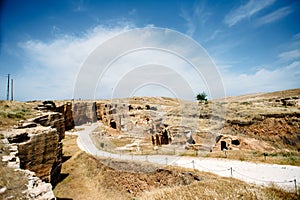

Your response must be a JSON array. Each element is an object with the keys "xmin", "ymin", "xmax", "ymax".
[
  {"xmin": 5, "ymin": 127, "xmax": 62, "ymax": 186},
  {"xmin": 25, "ymin": 169, "xmax": 56, "ymax": 200},
  {"xmin": 35, "ymin": 100, "xmax": 75, "ymax": 131},
  {"xmin": 225, "ymin": 114, "xmax": 300, "ymax": 150},
  {"xmin": 33, "ymin": 112, "xmax": 65, "ymax": 141},
  {"xmin": 1, "ymin": 137, "xmax": 55, "ymax": 200},
  {"xmin": 73, "ymin": 101, "xmax": 97, "ymax": 126},
  {"xmin": 55, "ymin": 102, "xmax": 75, "ymax": 131}
]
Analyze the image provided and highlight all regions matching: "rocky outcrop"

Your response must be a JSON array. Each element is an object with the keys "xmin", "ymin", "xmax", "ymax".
[
  {"xmin": 35, "ymin": 100, "xmax": 75, "ymax": 131},
  {"xmin": 73, "ymin": 102, "xmax": 97, "ymax": 126},
  {"xmin": 95, "ymin": 102, "xmax": 127, "ymax": 131},
  {"xmin": 225, "ymin": 114, "xmax": 300, "ymax": 150},
  {"xmin": 5, "ymin": 105, "xmax": 67, "ymax": 188},
  {"xmin": 1, "ymin": 137, "xmax": 56, "ymax": 200},
  {"xmin": 55, "ymin": 102, "xmax": 75, "ymax": 131},
  {"xmin": 33, "ymin": 112, "xmax": 65, "ymax": 141},
  {"xmin": 26, "ymin": 169, "xmax": 56, "ymax": 200},
  {"xmin": 5, "ymin": 127, "xmax": 62, "ymax": 186}
]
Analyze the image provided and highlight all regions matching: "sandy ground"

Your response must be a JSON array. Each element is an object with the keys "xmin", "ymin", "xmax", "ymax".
[{"xmin": 68, "ymin": 123, "xmax": 300, "ymax": 191}]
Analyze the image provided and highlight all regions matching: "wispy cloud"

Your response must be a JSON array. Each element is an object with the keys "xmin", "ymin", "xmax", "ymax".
[
  {"xmin": 180, "ymin": 1, "xmax": 210, "ymax": 37},
  {"xmin": 278, "ymin": 50, "xmax": 300, "ymax": 61},
  {"xmin": 180, "ymin": 9, "xmax": 196, "ymax": 37},
  {"xmin": 128, "ymin": 8, "xmax": 137, "ymax": 16},
  {"xmin": 255, "ymin": 6, "xmax": 292, "ymax": 26},
  {"xmin": 72, "ymin": 0, "xmax": 87, "ymax": 12},
  {"xmin": 220, "ymin": 61, "xmax": 300, "ymax": 95},
  {"xmin": 224, "ymin": 0, "xmax": 275, "ymax": 27},
  {"xmin": 293, "ymin": 33, "xmax": 300, "ymax": 40}
]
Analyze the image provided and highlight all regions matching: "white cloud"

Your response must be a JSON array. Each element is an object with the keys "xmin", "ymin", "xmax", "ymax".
[
  {"xmin": 278, "ymin": 50, "xmax": 300, "ymax": 61},
  {"xmin": 220, "ymin": 61, "xmax": 300, "ymax": 96},
  {"xmin": 255, "ymin": 6, "xmax": 292, "ymax": 26},
  {"xmin": 73, "ymin": 27, "xmax": 225, "ymax": 100},
  {"xmin": 17, "ymin": 25, "xmax": 131, "ymax": 101},
  {"xmin": 16, "ymin": 25, "xmax": 225, "ymax": 101},
  {"xmin": 224, "ymin": 0, "xmax": 275, "ymax": 27},
  {"xmin": 13, "ymin": 24, "xmax": 300, "ymax": 101}
]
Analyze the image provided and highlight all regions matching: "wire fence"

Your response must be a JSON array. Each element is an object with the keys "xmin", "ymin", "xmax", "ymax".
[
  {"xmin": 170, "ymin": 158, "xmax": 299, "ymax": 194},
  {"xmin": 97, "ymin": 150, "xmax": 299, "ymax": 194},
  {"xmin": 79, "ymin": 132, "xmax": 299, "ymax": 195}
]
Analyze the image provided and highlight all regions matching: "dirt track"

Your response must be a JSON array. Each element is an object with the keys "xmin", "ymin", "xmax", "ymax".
[{"xmin": 74, "ymin": 123, "xmax": 300, "ymax": 191}]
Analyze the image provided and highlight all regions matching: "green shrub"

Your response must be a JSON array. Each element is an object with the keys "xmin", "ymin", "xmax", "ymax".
[
  {"xmin": 0, "ymin": 111, "xmax": 7, "ymax": 118},
  {"xmin": 240, "ymin": 102, "xmax": 251, "ymax": 105},
  {"xmin": 7, "ymin": 113, "xmax": 16, "ymax": 118},
  {"xmin": 100, "ymin": 143, "xmax": 105, "ymax": 148},
  {"xmin": 196, "ymin": 92, "xmax": 207, "ymax": 101}
]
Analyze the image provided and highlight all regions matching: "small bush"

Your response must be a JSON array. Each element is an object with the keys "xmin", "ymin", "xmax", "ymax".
[
  {"xmin": 0, "ymin": 111, "xmax": 7, "ymax": 118},
  {"xmin": 100, "ymin": 143, "xmax": 105, "ymax": 148},
  {"xmin": 240, "ymin": 102, "xmax": 251, "ymax": 105},
  {"xmin": 269, "ymin": 152, "xmax": 278, "ymax": 157},
  {"xmin": 7, "ymin": 113, "xmax": 16, "ymax": 118},
  {"xmin": 196, "ymin": 92, "xmax": 207, "ymax": 101}
]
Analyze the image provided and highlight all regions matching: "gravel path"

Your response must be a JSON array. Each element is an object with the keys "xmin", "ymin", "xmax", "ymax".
[{"xmin": 72, "ymin": 123, "xmax": 300, "ymax": 191}]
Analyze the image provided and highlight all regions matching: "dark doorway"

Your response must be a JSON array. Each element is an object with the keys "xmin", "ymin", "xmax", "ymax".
[
  {"xmin": 110, "ymin": 120, "xmax": 117, "ymax": 129},
  {"xmin": 221, "ymin": 141, "xmax": 227, "ymax": 150},
  {"xmin": 232, "ymin": 139, "xmax": 240, "ymax": 145}
]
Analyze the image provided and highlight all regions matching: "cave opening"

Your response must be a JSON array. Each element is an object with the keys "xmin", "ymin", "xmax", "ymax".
[
  {"xmin": 221, "ymin": 141, "xmax": 227, "ymax": 150},
  {"xmin": 232, "ymin": 139, "xmax": 240, "ymax": 145},
  {"xmin": 110, "ymin": 120, "xmax": 117, "ymax": 129}
]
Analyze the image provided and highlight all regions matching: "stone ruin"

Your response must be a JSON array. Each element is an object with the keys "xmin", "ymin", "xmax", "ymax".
[
  {"xmin": 93, "ymin": 101, "xmax": 199, "ymax": 148},
  {"xmin": 274, "ymin": 96, "xmax": 300, "ymax": 107},
  {"xmin": 212, "ymin": 134, "xmax": 241, "ymax": 151}
]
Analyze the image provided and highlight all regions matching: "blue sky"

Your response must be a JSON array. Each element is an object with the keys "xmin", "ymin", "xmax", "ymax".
[{"xmin": 0, "ymin": 0, "xmax": 299, "ymax": 101}]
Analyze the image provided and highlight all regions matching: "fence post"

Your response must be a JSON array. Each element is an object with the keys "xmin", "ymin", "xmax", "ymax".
[
  {"xmin": 294, "ymin": 179, "xmax": 297, "ymax": 194},
  {"xmin": 230, "ymin": 167, "xmax": 233, "ymax": 177},
  {"xmin": 146, "ymin": 155, "xmax": 148, "ymax": 161},
  {"xmin": 165, "ymin": 157, "xmax": 168, "ymax": 165},
  {"xmin": 192, "ymin": 160, "xmax": 195, "ymax": 169}
]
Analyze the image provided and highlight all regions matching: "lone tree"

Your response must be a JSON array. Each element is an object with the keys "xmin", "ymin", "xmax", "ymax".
[{"xmin": 196, "ymin": 92, "xmax": 207, "ymax": 101}]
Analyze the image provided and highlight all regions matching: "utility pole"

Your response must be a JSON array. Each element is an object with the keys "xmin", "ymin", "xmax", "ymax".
[
  {"xmin": 6, "ymin": 74, "xmax": 10, "ymax": 101},
  {"xmin": 11, "ymin": 79, "xmax": 14, "ymax": 101}
]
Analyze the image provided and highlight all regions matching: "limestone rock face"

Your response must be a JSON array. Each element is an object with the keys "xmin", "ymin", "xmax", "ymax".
[
  {"xmin": 35, "ymin": 100, "xmax": 75, "ymax": 131},
  {"xmin": 25, "ymin": 169, "xmax": 56, "ymax": 200},
  {"xmin": 6, "ymin": 127, "xmax": 62, "ymax": 186},
  {"xmin": 33, "ymin": 112, "xmax": 65, "ymax": 140},
  {"xmin": 1, "ymin": 136, "xmax": 56, "ymax": 200},
  {"xmin": 73, "ymin": 102, "xmax": 97, "ymax": 125},
  {"xmin": 55, "ymin": 102, "xmax": 75, "ymax": 131},
  {"xmin": 95, "ymin": 102, "xmax": 125, "ymax": 130}
]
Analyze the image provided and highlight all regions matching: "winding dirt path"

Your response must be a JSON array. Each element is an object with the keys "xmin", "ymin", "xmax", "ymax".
[{"xmin": 72, "ymin": 123, "xmax": 300, "ymax": 191}]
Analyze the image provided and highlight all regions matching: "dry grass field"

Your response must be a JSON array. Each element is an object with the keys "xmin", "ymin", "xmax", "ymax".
[{"xmin": 0, "ymin": 100, "xmax": 38, "ymax": 131}]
